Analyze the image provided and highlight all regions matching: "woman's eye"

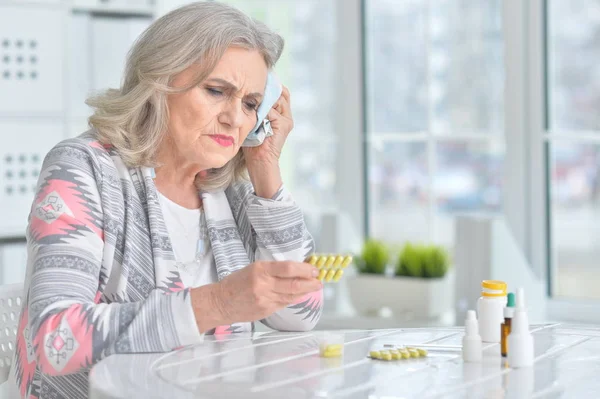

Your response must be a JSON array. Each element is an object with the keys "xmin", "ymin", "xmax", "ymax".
[
  {"xmin": 244, "ymin": 101, "xmax": 258, "ymax": 111},
  {"xmin": 207, "ymin": 88, "xmax": 223, "ymax": 97}
]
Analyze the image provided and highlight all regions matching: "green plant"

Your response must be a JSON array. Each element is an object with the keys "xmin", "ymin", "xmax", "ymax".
[
  {"xmin": 396, "ymin": 243, "xmax": 450, "ymax": 278},
  {"xmin": 356, "ymin": 239, "xmax": 389, "ymax": 274},
  {"xmin": 423, "ymin": 246, "xmax": 450, "ymax": 278},
  {"xmin": 396, "ymin": 243, "xmax": 423, "ymax": 277}
]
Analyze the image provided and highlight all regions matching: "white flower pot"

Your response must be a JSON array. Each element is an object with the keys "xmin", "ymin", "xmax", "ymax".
[{"xmin": 346, "ymin": 269, "xmax": 454, "ymax": 319}]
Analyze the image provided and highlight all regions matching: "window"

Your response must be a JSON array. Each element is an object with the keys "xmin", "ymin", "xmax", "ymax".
[
  {"xmin": 213, "ymin": 0, "xmax": 339, "ymax": 243},
  {"xmin": 547, "ymin": 0, "xmax": 600, "ymax": 299},
  {"xmin": 365, "ymin": 0, "xmax": 504, "ymax": 252}
]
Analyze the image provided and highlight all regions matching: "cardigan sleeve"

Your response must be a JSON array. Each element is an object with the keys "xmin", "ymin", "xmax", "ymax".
[
  {"xmin": 227, "ymin": 182, "xmax": 322, "ymax": 332},
  {"xmin": 21, "ymin": 142, "xmax": 202, "ymax": 377}
]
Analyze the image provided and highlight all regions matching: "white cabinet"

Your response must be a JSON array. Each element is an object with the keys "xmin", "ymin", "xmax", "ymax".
[
  {"xmin": 71, "ymin": 0, "xmax": 154, "ymax": 15},
  {"xmin": 0, "ymin": 243, "xmax": 27, "ymax": 285},
  {"xmin": 90, "ymin": 16, "xmax": 150, "ymax": 92},
  {"xmin": 67, "ymin": 13, "xmax": 93, "ymax": 122},
  {"xmin": 0, "ymin": 5, "xmax": 65, "ymax": 116},
  {"xmin": 65, "ymin": 13, "xmax": 151, "ymax": 137},
  {"xmin": 0, "ymin": 121, "xmax": 63, "ymax": 237}
]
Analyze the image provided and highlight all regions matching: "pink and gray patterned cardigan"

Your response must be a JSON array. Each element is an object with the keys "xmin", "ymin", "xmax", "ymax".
[{"xmin": 8, "ymin": 131, "xmax": 321, "ymax": 399}]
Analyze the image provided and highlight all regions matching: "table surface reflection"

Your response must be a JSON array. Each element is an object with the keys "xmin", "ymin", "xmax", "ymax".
[{"xmin": 89, "ymin": 323, "xmax": 600, "ymax": 398}]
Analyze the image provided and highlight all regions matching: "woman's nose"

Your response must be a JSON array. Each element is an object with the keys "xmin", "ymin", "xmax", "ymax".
[{"xmin": 218, "ymin": 99, "xmax": 245, "ymax": 128}]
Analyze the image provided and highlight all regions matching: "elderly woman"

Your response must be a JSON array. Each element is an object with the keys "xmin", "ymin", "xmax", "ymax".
[{"xmin": 9, "ymin": 2, "xmax": 323, "ymax": 398}]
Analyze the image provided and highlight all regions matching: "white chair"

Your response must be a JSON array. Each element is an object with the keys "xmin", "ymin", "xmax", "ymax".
[{"xmin": 0, "ymin": 283, "xmax": 24, "ymax": 384}]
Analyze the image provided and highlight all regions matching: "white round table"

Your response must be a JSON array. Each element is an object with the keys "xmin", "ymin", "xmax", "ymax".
[{"xmin": 89, "ymin": 323, "xmax": 600, "ymax": 398}]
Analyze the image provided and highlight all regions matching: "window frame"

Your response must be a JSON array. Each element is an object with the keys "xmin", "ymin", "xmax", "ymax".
[
  {"xmin": 363, "ymin": 0, "xmax": 505, "ymax": 247},
  {"xmin": 537, "ymin": 0, "xmax": 600, "ymax": 321},
  {"xmin": 496, "ymin": 0, "xmax": 600, "ymax": 321},
  {"xmin": 361, "ymin": 0, "xmax": 600, "ymax": 322}
]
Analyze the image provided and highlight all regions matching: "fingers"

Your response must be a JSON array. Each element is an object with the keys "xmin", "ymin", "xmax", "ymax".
[
  {"xmin": 271, "ymin": 97, "xmax": 289, "ymax": 117},
  {"xmin": 267, "ymin": 106, "xmax": 294, "ymax": 136},
  {"xmin": 273, "ymin": 86, "xmax": 292, "ymax": 118},
  {"xmin": 264, "ymin": 261, "xmax": 318, "ymax": 279},
  {"xmin": 275, "ymin": 293, "xmax": 311, "ymax": 307},
  {"xmin": 281, "ymin": 85, "xmax": 290, "ymax": 105},
  {"xmin": 272, "ymin": 276, "xmax": 322, "ymax": 296},
  {"xmin": 266, "ymin": 107, "xmax": 282, "ymax": 123},
  {"xmin": 279, "ymin": 95, "xmax": 291, "ymax": 117}
]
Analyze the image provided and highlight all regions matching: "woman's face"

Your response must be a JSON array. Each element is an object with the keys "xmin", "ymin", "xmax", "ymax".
[{"xmin": 166, "ymin": 47, "xmax": 268, "ymax": 169}]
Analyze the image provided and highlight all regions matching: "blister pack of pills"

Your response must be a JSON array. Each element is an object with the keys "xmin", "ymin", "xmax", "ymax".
[
  {"xmin": 368, "ymin": 347, "xmax": 428, "ymax": 361},
  {"xmin": 304, "ymin": 254, "xmax": 353, "ymax": 283}
]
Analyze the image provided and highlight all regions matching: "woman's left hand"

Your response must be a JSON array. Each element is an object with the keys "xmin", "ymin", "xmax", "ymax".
[
  {"xmin": 243, "ymin": 86, "xmax": 293, "ymax": 198},
  {"xmin": 243, "ymin": 85, "xmax": 293, "ymax": 165}
]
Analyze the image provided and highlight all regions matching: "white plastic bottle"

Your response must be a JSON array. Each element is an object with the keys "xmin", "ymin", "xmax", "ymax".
[
  {"xmin": 476, "ymin": 280, "xmax": 507, "ymax": 343},
  {"xmin": 507, "ymin": 287, "xmax": 534, "ymax": 368},
  {"xmin": 462, "ymin": 310, "xmax": 482, "ymax": 362}
]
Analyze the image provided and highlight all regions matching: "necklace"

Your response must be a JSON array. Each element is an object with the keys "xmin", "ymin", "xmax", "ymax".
[
  {"xmin": 151, "ymin": 168, "xmax": 210, "ymax": 280},
  {"xmin": 174, "ymin": 207, "xmax": 210, "ymax": 278}
]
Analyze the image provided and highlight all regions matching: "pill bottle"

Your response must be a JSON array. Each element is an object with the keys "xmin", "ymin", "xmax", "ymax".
[{"xmin": 476, "ymin": 280, "xmax": 507, "ymax": 343}]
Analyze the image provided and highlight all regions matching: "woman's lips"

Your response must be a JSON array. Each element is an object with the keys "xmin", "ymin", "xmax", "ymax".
[{"xmin": 209, "ymin": 135, "xmax": 234, "ymax": 147}]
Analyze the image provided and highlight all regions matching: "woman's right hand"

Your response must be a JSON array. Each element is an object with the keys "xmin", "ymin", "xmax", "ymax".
[{"xmin": 190, "ymin": 261, "xmax": 322, "ymax": 332}]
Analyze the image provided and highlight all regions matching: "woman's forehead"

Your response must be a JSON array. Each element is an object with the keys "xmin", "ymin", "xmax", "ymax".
[{"xmin": 208, "ymin": 48, "xmax": 268, "ymax": 92}]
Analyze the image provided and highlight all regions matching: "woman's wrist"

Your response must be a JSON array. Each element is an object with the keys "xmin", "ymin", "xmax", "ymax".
[
  {"xmin": 247, "ymin": 160, "xmax": 283, "ymax": 199},
  {"xmin": 190, "ymin": 283, "xmax": 228, "ymax": 333}
]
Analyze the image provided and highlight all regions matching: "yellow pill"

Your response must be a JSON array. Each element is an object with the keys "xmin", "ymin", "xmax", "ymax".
[
  {"xmin": 341, "ymin": 256, "xmax": 353, "ymax": 268},
  {"xmin": 316, "ymin": 256, "xmax": 327, "ymax": 269},
  {"xmin": 333, "ymin": 255, "xmax": 344, "ymax": 268},
  {"xmin": 325, "ymin": 344, "xmax": 343, "ymax": 352},
  {"xmin": 369, "ymin": 351, "xmax": 381, "ymax": 359},
  {"xmin": 325, "ymin": 256, "xmax": 336, "ymax": 269},
  {"xmin": 323, "ymin": 346, "xmax": 342, "ymax": 354},
  {"xmin": 325, "ymin": 269, "xmax": 336, "ymax": 282},
  {"xmin": 322, "ymin": 350, "xmax": 342, "ymax": 358},
  {"xmin": 317, "ymin": 269, "xmax": 327, "ymax": 281},
  {"xmin": 408, "ymin": 348, "xmax": 420, "ymax": 358},
  {"xmin": 306, "ymin": 255, "xmax": 318, "ymax": 265},
  {"xmin": 400, "ymin": 350, "xmax": 411, "ymax": 359},
  {"xmin": 407, "ymin": 346, "xmax": 426, "ymax": 355},
  {"xmin": 391, "ymin": 352, "xmax": 401, "ymax": 360},
  {"xmin": 332, "ymin": 269, "xmax": 344, "ymax": 282},
  {"xmin": 381, "ymin": 353, "xmax": 392, "ymax": 361}
]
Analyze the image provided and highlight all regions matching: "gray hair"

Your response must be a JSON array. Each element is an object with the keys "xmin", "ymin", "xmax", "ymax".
[{"xmin": 86, "ymin": 1, "xmax": 284, "ymax": 191}]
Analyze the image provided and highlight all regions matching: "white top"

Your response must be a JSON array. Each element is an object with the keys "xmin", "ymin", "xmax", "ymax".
[{"xmin": 158, "ymin": 192, "xmax": 218, "ymax": 288}]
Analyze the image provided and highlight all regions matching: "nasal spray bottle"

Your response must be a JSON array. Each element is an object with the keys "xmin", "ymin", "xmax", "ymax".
[
  {"xmin": 507, "ymin": 288, "xmax": 534, "ymax": 368},
  {"xmin": 462, "ymin": 310, "xmax": 482, "ymax": 362}
]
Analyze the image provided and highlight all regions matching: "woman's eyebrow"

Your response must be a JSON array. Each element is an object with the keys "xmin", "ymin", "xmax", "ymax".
[{"xmin": 205, "ymin": 78, "xmax": 264, "ymax": 99}]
